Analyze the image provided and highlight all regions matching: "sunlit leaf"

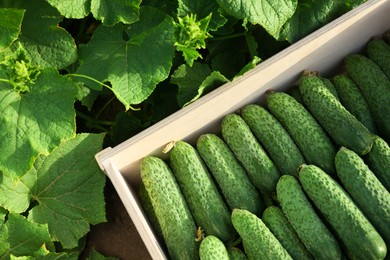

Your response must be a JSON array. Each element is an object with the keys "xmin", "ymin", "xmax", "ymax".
[
  {"xmin": 28, "ymin": 133, "xmax": 106, "ymax": 249},
  {"xmin": 0, "ymin": 8, "xmax": 24, "ymax": 51},
  {"xmin": 76, "ymin": 6, "xmax": 176, "ymax": 110}
]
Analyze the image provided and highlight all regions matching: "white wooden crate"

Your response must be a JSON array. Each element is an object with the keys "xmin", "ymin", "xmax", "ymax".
[{"xmin": 95, "ymin": 1, "xmax": 390, "ymax": 259}]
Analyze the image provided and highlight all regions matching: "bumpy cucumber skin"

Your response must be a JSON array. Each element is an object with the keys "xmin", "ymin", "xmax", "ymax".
[
  {"xmin": 366, "ymin": 135, "xmax": 390, "ymax": 191},
  {"xmin": 286, "ymin": 85, "xmax": 304, "ymax": 104},
  {"xmin": 344, "ymin": 54, "xmax": 390, "ymax": 142},
  {"xmin": 276, "ymin": 175, "xmax": 341, "ymax": 260},
  {"xmin": 231, "ymin": 209, "xmax": 293, "ymax": 260},
  {"xmin": 196, "ymin": 133, "xmax": 265, "ymax": 215},
  {"xmin": 199, "ymin": 235, "xmax": 229, "ymax": 260},
  {"xmin": 169, "ymin": 140, "xmax": 237, "ymax": 244},
  {"xmin": 332, "ymin": 74, "xmax": 378, "ymax": 134},
  {"xmin": 262, "ymin": 206, "xmax": 313, "ymax": 260},
  {"xmin": 299, "ymin": 73, "xmax": 374, "ymax": 155},
  {"xmin": 138, "ymin": 180, "xmax": 164, "ymax": 245},
  {"xmin": 367, "ymin": 38, "xmax": 390, "ymax": 79},
  {"xmin": 335, "ymin": 147, "xmax": 390, "ymax": 245},
  {"xmin": 140, "ymin": 156, "xmax": 198, "ymax": 260},
  {"xmin": 221, "ymin": 114, "xmax": 280, "ymax": 195},
  {"xmin": 298, "ymin": 164, "xmax": 387, "ymax": 260},
  {"xmin": 321, "ymin": 77, "xmax": 340, "ymax": 100},
  {"xmin": 228, "ymin": 247, "xmax": 247, "ymax": 260},
  {"xmin": 266, "ymin": 91, "xmax": 337, "ymax": 176},
  {"xmin": 241, "ymin": 104, "xmax": 306, "ymax": 176}
]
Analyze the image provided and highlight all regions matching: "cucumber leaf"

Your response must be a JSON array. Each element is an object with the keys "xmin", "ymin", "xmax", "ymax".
[
  {"xmin": 0, "ymin": 67, "xmax": 77, "ymax": 178},
  {"xmin": 46, "ymin": 0, "xmax": 142, "ymax": 26},
  {"xmin": 278, "ymin": 0, "xmax": 348, "ymax": 43},
  {"xmin": 28, "ymin": 133, "xmax": 107, "ymax": 249},
  {"xmin": 87, "ymin": 248, "xmax": 118, "ymax": 260},
  {"xmin": 90, "ymin": 0, "xmax": 142, "ymax": 26},
  {"xmin": 188, "ymin": 71, "xmax": 228, "ymax": 106},
  {"xmin": 0, "ymin": 213, "xmax": 52, "ymax": 259},
  {"xmin": 234, "ymin": 55, "xmax": 262, "ymax": 79},
  {"xmin": 207, "ymin": 35, "xmax": 249, "ymax": 79},
  {"xmin": 137, "ymin": 0, "xmax": 177, "ymax": 16},
  {"xmin": 0, "ymin": 170, "xmax": 35, "ymax": 213},
  {"xmin": 171, "ymin": 62, "xmax": 212, "ymax": 106},
  {"xmin": 0, "ymin": 0, "xmax": 78, "ymax": 69},
  {"xmin": 216, "ymin": 0, "xmax": 297, "ymax": 37},
  {"xmin": 76, "ymin": 6, "xmax": 176, "ymax": 110},
  {"xmin": 0, "ymin": 8, "xmax": 25, "ymax": 51},
  {"xmin": 45, "ymin": 0, "xmax": 90, "ymax": 19},
  {"xmin": 171, "ymin": 62, "xmax": 228, "ymax": 107}
]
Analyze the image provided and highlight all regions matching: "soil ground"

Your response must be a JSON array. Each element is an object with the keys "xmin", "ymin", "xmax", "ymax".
[{"xmin": 83, "ymin": 180, "xmax": 153, "ymax": 260}]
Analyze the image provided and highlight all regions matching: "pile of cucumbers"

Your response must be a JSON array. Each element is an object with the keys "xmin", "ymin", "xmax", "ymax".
[{"xmin": 139, "ymin": 35, "xmax": 390, "ymax": 260}]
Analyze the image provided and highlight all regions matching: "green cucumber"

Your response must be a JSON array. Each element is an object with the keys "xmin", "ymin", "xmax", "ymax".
[
  {"xmin": 299, "ymin": 72, "xmax": 373, "ymax": 155},
  {"xmin": 138, "ymin": 180, "xmax": 164, "ymax": 245},
  {"xmin": 169, "ymin": 140, "xmax": 237, "ymax": 244},
  {"xmin": 365, "ymin": 135, "xmax": 390, "ymax": 191},
  {"xmin": 228, "ymin": 247, "xmax": 247, "ymax": 260},
  {"xmin": 298, "ymin": 164, "xmax": 387, "ymax": 260},
  {"xmin": 262, "ymin": 206, "xmax": 313, "ymax": 260},
  {"xmin": 221, "ymin": 113, "xmax": 280, "ymax": 195},
  {"xmin": 286, "ymin": 85, "xmax": 304, "ymax": 104},
  {"xmin": 197, "ymin": 133, "xmax": 265, "ymax": 215},
  {"xmin": 140, "ymin": 156, "xmax": 198, "ymax": 260},
  {"xmin": 199, "ymin": 235, "xmax": 229, "ymax": 260},
  {"xmin": 241, "ymin": 104, "xmax": 306, "ymax": 176},
  {"xmin": 332, "ymin": 74, "xmax": 378, "ymax": 134},
  {"xmin": 321, "ymin": 76, "xmax": 340, "ymax": 100},
  {"xmin": 276, "ymin": 174, "xmax": 341, "ymax": 260},
  {"xmin": 367, "ymin": 38, "xmax": 390, "ymax": 79},
  {"xmin": 231, "ymin": 208, "xmax": 293, "ymax": 260},
  {"xmin": 335, "ymin": 147, "xmax": 390, "ymax": 245},
  {"xmin": 266, "ymin": 91, "xmax": 337, "ymax": 176},
  {"xmin": 344, "ymin": 54, "xmax": 390, "ymax": 141}
]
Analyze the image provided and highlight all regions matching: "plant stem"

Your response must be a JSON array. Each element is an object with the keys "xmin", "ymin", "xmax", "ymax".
[
  {"xmin": 209, "ymin": 32, "xmax": 246, "ymax": 41},
  {"xmin": 66, "ymin": 73, "xmax": 113, "ymax": 91},
  {"xmin": 95, "ymin": 96, "xmax": 115, "ymax": 120},
  {"xmin": 0, "ymin": 78, "xmax": 11, "ymax": 84}
]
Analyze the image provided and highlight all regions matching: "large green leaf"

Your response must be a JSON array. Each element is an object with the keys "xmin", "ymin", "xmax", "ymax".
[
  {"xmin": 216, "ymin": 0, "xmax": 297, "ymax": 37},
  {"xmin": 45, "ymin": 0, "xmax": 90, "ymax": 19},
  {"xmin": 0, "ymin": 67, "xmax": 77, "ymax": 178},
  {"xmin": 28, "ymin": 133, "xmax": 107, "ymax": 249},
  {"xmin": 76, "ymin": 6, "xmax": 176, "ymax": 110},
  {"xmin": 278, "ymin": 0, "xmax": 349, "ymax": 43},
  {"xmin": 0, "ymin": 0, "xmax": 78, "ymax": 69},
  {"xmin": 0, "ymin": 8, "xmax": 24, "ymax": 51},
  {"xmin": 0, "ymin": 213, "xmax": 52, "ymax": 259},
  {"xmin": 90, "ymin": 0, "xmax": 142, "ymax": 26},
  {"xmin": 46, "ymin": 0, "xmax": 142, "ymax": 25},
  {"xmin": 0, "ymin": 171, "xmax": 35, "ymax": 213}
]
